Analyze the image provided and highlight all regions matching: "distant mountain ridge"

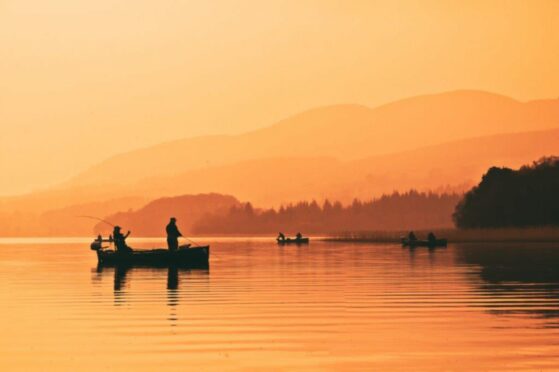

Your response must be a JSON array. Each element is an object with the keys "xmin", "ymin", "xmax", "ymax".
[
  {"xmin": 115, "ymin": 127, "xmax": 559, "ymax": 206},
  {"xmin": 1, "ymin": 90, "xmax": 558, "ymax": 236},
  {"xmin": 67, "ymin": 90, "xmax": 559, "ymax": 188}
]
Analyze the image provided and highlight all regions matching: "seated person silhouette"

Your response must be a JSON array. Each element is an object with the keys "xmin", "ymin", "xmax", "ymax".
[
  {"xmin": 296, "ymin": 232, "xmax": 303, "ymax": 240},
  {"xmin": 113, "ymin": 226, "xmax": 132, "ymax": 253},
  {"xmin": 427, "ymin": 232, "xmax": 437, "ymax": 243},
  {"xmin": 408, "ymin": 231, "xmax": 417, "ymax": 241},
  {"xmin": 277, "ymin": 232, "xmax": 286, "ymax": 241}
]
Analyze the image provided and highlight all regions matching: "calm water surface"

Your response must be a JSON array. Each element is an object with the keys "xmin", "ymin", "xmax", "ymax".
[{"xmin": 1, "ymin": 238, "xmax": 559, "ymax": 371}]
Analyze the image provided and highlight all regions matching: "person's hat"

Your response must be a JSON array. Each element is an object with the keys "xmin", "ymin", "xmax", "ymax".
[
  {"xmin": 114, "ymin": 225, "xmax": 121, "ymax": 230},
  {"xmin": 170, "ymin": 217, "xmax": 176, "ymax": 222}
]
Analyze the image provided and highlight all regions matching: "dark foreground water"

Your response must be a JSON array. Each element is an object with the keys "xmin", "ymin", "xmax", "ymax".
[{"xmin": 1, "ymin": 238, "xmax": 559, "ymax": 371}]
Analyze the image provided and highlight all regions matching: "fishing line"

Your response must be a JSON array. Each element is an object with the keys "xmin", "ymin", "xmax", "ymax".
[{"xmin": 182, "ymin": 236, "xmax": 202, "ymax": 247}]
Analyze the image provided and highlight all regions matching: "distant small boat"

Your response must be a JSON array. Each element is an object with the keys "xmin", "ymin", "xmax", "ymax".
[
  {"xmin": 277, "ymin": 237, "xmax": 309, "ymax": 245},
  {"xmin": 91, "ymin": 242, "xmax": 209, "ymax": 267},
  {"xmin": 401, "ymin": 238, "xmax": 447, "ymax": 248}
]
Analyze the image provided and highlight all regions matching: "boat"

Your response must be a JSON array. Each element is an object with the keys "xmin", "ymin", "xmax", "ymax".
[
  {"xmin": 277, "ymin": 237, "xmax": 309, "ymax": 245},
  {"xmin": 91, "ymin": 240, "xmax": 210, "ymax": 267},
  {"xmin": 401, "ymin": 237, "xmax": 447, "ymax": 247}
]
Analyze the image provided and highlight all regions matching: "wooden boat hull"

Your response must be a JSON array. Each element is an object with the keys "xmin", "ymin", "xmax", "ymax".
[
  {"xmin": 96, "ymin": 246, "xmax": 210, "ymax": 268},
  {"xmin": 277, "ymin": 238, "xmax": 309, "ymax": 245},
  {"xmin": 401, "ymin": 238, "xmax": 447, "ymax": 247}
]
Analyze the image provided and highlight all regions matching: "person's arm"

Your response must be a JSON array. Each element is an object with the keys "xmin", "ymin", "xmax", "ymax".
[
  {"xmin": 124, "ymin": 231, "xmax": 131, "ymax": 238},
  {"xmin": 177, "ymin": 227, "xmax": 182, "ymax": 237}
]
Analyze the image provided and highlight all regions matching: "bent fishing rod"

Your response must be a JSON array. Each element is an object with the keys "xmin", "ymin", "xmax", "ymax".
[{"xmin": 77, "ymin": 215, "xmax": 116, "ymax": 228}]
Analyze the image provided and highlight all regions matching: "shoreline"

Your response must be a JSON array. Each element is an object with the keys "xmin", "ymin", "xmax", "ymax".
[
  {"xmin": 1, "ymin": 228, "xmax": 559, "ymax": 244},
  {"xmin": 324, "ymin": 227, "xmax": 559, "ymax": 244}
]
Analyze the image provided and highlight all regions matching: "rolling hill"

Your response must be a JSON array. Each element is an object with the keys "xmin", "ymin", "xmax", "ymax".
[
  {"xmin": 117, "ymin": 127, "xmax": 559, "ymax": 206},
  {"xmin": 1, "ymin": 90, "xmax": 558, "ymax": 236},
  {"xmin": 93, "ymin": 193, "xmax": 241, "ymax": 237},
  {"xmin": 67, "ymin": 90, "xmax": 559, "ymax": 188}
]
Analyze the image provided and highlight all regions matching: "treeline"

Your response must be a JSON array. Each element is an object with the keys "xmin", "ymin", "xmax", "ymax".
[
  {"xmin": 453, "ymin": 156, "xmax": 559, "ymax": 228},
  {"xmin": 193, "ymin": 191, "xmax": 462, "ymax": 234}
]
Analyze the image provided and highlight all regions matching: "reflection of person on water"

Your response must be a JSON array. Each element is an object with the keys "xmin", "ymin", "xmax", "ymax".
[
  {"xmin": 166, "ymin": 217, "xmax": 182, "ymax": 251},
  {"xmin": 408, "ymin": 231, "xmax": 417, "ymax": 241},
  {"xmin": 167, "ymin": 266, "xmax": 179, "ymax": 290},
  {"xmin": 114, "ymin": 265, "xmax": 129, "ymax": 291},
  {"xmin": 277, "ymin": 232, "xmax": 286, "ymax": 241},
  {"xmin": 113, "ymin": 226, "xmax": 131, "ymax": 252}
]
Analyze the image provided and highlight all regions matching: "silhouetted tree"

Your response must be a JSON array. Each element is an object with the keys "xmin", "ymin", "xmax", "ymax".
[{"xmin": 453, "ymin": 157, "xmax": 559, "ymax": 228}]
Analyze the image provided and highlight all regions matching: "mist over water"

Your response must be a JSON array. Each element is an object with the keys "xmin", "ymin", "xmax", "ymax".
[{"xmin": 1, "ymin": 238, "xmax": 559, "ymax": 371}]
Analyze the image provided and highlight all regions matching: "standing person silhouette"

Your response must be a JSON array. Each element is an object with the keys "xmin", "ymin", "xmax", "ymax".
[{"xmin": 166, "ymin": 217, "xmax": 182, "ymax": 251}]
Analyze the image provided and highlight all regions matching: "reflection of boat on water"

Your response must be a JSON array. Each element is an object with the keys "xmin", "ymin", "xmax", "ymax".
[
  {"xmin": 277, "ymin": 237, "xmax": 309, "ymax": 245},
  {"xmin": 95, "ymin": 263, "xmax": 210, "ymax": 291},
  {"xmin": 401, "ymin": 238, "xmax": 447, "ymax": 248},
  {"xmin": 91, "ymin": 239, "xmax": 209, "ymax": 268}
]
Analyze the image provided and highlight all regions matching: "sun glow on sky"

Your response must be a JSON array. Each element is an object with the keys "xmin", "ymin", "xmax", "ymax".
[{"xmin": 1, "ymin": 0, "xmax": 558, "ymax": 195}]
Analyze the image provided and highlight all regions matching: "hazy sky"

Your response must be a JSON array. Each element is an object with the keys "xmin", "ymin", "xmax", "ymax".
[{"xmin": 1, "ymin": 0, "xmax": 558, "ymax": 195}]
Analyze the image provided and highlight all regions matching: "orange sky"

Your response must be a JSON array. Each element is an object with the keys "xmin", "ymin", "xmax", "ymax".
[{"xmin": 1, "ymin": 0, "xmax": 558, "ymax": 195}]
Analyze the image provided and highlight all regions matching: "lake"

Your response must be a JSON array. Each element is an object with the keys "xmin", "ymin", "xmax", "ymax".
[{"xmin": 1, "ymin": 238, "xmax": 558, "ymax": 371}]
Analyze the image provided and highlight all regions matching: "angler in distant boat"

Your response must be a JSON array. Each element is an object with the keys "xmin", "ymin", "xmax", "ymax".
[
  {"xmin": 166, "ymin": 217, "xmax": 182, "ymax": 251},
  {"xmin": 401, "ymin": 231, "xmax": 447, "ymax": 248},
  {"xmin": 427, "ymin": 232, "xmax": 437, "ymax": 244},
  {"xmin": 276, "ymin": 232, "xmax": 310, "ymax": 245}
]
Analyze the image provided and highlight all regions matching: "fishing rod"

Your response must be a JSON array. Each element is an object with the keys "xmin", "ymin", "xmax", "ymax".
[
  {"xmin": 80, "ymin": 215, "xmax": 202, "ymax": 247},
  {"xmin": 77, "ymin": 215, "xmax": 116, "ymax": 228}
]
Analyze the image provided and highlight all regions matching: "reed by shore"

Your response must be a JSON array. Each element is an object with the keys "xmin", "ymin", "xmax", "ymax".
[{"xmin": 325, "ymin": 227, "xmax": 559, "ymax": 243}]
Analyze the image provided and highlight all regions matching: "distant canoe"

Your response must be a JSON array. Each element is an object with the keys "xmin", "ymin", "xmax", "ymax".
[
  {"xmin": 94, "ymin": 245, "xmax": 210, "ymax": 267},
  {"xmin": 277, "ymin": 237, "xmax": 309, "ymax": 245},
  {"xmin": 401, "ymin": 238, "xmax": 447, "ymax": 248}
]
